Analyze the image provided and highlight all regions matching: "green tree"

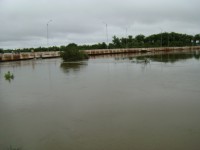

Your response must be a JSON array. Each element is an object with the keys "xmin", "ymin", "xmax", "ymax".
[
  {"xmin": 135, "ymin": 34, "xmax": 145, "ymax": 43},
  {"xmin": 0, "ymin": 48, "xmax": 4, "ymax": 53},
  {"xmin": 194, "ymin": 34, "xmax": 200, "ymax": 45},
  {"xmin": 112, "ymin": 36, "xmax": 122, "ymax": 48},
  {"xmin": 135, "ymin": 34, "xmax": 145, "ymax": 47},
  {"xmin": 61, "ymin": 45, "xmax": 88, "ymax": 62},
  {"xmin": 66, "ymin": 43, "xmax": 78, "ymax": 50}
]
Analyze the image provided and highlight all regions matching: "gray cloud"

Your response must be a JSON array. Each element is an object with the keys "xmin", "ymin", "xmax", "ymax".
[{"xmin": 0, "ymin": 0, "xmax": 200, "ymax": 49}]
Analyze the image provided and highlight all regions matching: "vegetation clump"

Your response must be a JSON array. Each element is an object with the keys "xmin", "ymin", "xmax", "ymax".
[
  {"xmin": 4, "ymin": 71, "xmax": 14, "ymax": 81},
  {"xmin": 60, "ymin": 43, "xmax": 88, "ymax": 61}
]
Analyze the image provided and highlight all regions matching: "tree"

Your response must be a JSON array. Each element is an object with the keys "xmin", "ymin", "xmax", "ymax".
[
  {"xmin": 0, "ymin": 48, "xmax": 4, "ymax": 53},
  {"xmin": 135, "ymin": 34, "xmax": 145, "ymax": 43},
  {"xmin": 135, "ymin": 34, "xmax": 145, "ymax": 47},
  {"xmin": 61, "ymin": 49, "xmax": 88, "ymax": 62},
  {"xmin": 194, "ymin": 34, "xmax": 200, "ymax": 45},
  {"xmin": 112, "ymin": 36, "xmax": 122, "ymax": 48},
  {"xmin": 66, "ymin": 43, "xmax": 78, "ymax": 50}
]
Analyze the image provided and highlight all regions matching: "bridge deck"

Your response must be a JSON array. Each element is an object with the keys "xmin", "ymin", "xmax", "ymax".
[{"xmin": 1, "ymin": 46, "xmax": 200, "ymax": 62}]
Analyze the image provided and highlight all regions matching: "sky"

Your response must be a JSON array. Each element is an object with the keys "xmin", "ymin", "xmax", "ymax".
[{"xmin": 0, "ymin": 0, "xmax": 200, "ymax": 49}]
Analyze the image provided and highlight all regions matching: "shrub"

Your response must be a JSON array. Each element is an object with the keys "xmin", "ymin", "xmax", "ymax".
[{"xmin": 61, "ymin": 49, "xmax": 88, "ymax": 62}]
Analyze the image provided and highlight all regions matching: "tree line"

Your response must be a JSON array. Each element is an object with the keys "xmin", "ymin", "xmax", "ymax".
[{"xmin": 1, "ymin": 32, "xmax": 200, "ymax": 53}]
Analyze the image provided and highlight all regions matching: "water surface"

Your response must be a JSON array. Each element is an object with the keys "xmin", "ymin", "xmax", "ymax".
[{"xmin": 0, "ymin": 50, "xmax": 200, "ymax": 150}]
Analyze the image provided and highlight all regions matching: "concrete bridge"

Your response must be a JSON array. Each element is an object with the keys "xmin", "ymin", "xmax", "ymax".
[
  {"xmin": 0, "ymin": 51, "xmax": 60, "ymax": 62},
  {"xmin": 1, "ymin": 46, "xmax": 200, "ymax": 62},
  {"xmin": 84, "ymin": 46, "xmax": 200, "ymax": 55}
]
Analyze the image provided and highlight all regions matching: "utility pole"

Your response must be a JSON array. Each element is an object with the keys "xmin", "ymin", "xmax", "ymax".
[
  {"xmin": 168, "ymin": 33, "xmax": 169, "ymax": 47},
  {"xmin": 125, "ymin": 27, "xmax": 128, "ymax": 49},
  {"xmin": 159, "ymin": 28, "xmax": 163, "ymax": 47},
  {"xmin": 47, "ymin": 20, "xmax": 52, "ymax": 48},
  {"xmin": 103, "ymin": 22, "xmax": 109, "ymax": 49}
]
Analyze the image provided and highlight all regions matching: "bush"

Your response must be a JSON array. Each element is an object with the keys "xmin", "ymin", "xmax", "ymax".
[{"xmin": 61, "ymin": 49, "xmax": 88, "ymax": 62}]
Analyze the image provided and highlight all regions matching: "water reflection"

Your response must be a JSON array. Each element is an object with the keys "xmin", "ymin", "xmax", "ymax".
[
  {"xmin": 1, "ymin": 51, "xmax": 200, "ymax": 150},
  {"xmin": 7, "ymin": 146, "xmax": 22, "ymax": 150},
  {"xmin": 106, "ymin": 50, "xmax": 200, "ymax": 64},
  {"xmin": 60, "ymin": 61, "xmax": 87, "ymax": 73},
  {"xmin": 135, "ymin": 50, "xmax": 200, "ymax": 63},
  {"xmin": 0, "ymin": 59, "xmax": 36, "ymax": 69}
]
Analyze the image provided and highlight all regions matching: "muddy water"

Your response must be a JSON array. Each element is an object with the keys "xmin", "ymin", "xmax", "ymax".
[{"xmin": 0, "ymin": 51, "xmax": 200, "ymax": 150}]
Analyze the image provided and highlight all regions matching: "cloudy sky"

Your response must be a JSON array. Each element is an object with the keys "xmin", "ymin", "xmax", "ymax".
[{"xmin": 0, "ymin": 0, "xmax": 199, "ymax": 49}]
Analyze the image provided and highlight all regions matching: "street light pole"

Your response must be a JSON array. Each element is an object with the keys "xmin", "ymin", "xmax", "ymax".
[
  {"xmin": 168, "ymin": 33, "xmax": 169, "ymax": 47},
  {"xmin": 125, "ymin": 27, "xmax": 128, "ymax": 49},
  {"xmin": 103, "ymin": 22, "xmax": 108, "ymax": 49},
  {"xmin": 47, "ymin": 20, "xmax": 52, "ymax": 48},
  {"xmin": 160, "ymin": 28, "xmax": 163, "ymax": 47}
]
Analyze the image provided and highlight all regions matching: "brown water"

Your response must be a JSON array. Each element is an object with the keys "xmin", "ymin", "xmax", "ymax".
[{"xmin": 0, "ymin": 50, "xmax": 200, "ymax": 150}]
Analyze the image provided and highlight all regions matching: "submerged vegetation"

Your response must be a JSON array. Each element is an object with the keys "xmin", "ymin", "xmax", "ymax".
[{"xmin": 4, "ymin": 71, "xmax": 14, "ymax": 81}]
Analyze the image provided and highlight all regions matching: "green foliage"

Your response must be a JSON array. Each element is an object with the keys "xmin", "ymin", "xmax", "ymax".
[
  {"xmin": 111, "ymin": 32, "xmax": 196, "ymax": 48},
  {"xmin": 2, "ymin": 32, "xmax": 200, "ymax": 53},
  {"xmin": 61, "ymin": 47, "xmax": 88, "ymax": 62},
  {"xmin": 135, "ymin": 34, "xmax": 145, "ymax": 43},
  {"xmin": 0, "ymin": 48, "xmax": 4, "ymax": 53},
  {"xmin": 4, "ymin": 71, "xmax": 14, "ymax": 82},
  {"xmin": 78, "ymin": 42, "xmax": 107, "ymax": 50},
  {"xmin": 194, "ymin": 34, "xmax": 200, "ymax": 45},
  {"xmin": 112, "ymin": 36, "xmax": 122, "ymax": 48}
]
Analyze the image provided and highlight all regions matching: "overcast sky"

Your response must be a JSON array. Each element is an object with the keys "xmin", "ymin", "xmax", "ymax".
[{"xmin": 0, "ymin": 0, "xmax": 200, "ymax": 49}]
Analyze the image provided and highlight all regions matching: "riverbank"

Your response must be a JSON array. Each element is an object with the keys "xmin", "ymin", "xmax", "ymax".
[{"xmin": 1, "ymin": 46, "xmax": 200, "ymax": 62}]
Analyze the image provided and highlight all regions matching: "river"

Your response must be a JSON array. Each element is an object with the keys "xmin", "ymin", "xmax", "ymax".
[{"xmin": 0, "ymin": 50, "xmax": 200, "ymax": 150}]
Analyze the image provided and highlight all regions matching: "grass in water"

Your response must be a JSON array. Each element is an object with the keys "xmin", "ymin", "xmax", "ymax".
[{"xmin": 4, "ymin": 71, "xmax": 14, "ymax": 82}]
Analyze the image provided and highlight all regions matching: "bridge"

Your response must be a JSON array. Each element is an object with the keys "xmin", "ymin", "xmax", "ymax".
[
  {"xmin": 0, "ymin": 51, "xmax": 60, "ymax": 62},
  {"xmin": 84, "ymin": 46, "xmax": 200, "ymax": 55},
  {"xmin": 0, "ymin": 46, "xmax": 200, "ymax": 62}
]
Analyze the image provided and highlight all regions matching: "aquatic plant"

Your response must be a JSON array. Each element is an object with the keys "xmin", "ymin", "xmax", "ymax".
[{"xmin": 4, "ymin": 71, "xmax": 14, "ymax": 81}]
